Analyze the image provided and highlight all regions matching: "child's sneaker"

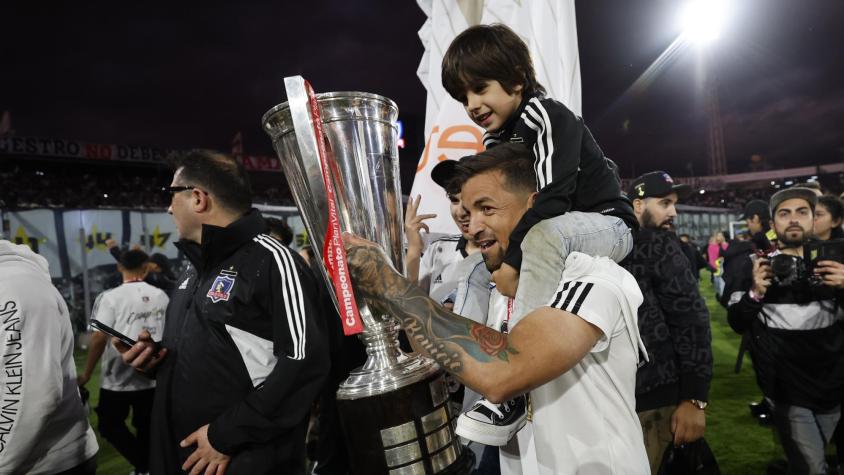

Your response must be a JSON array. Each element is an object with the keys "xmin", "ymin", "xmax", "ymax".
[{"xmin": 455, "ymin": 395, "xmax": 527, "ymax": 446}]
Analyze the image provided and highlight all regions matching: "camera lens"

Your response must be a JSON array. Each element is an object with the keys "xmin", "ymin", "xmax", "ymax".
[{"xmin": 771, "ymin": 255, "xmax": 796, "ymax": 278}]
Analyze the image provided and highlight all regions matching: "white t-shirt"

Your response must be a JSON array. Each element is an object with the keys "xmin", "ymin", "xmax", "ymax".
[
  {"xmin": 419, "ymin": 234, "xmax": 469, "ymax": 304},
  {"xmin": 92, "ymin": 281, "xmax": 168, "ymax": 391},
  {"xmin": 509, "ymin": 253, "xmax": 648, "ymax": 475}
]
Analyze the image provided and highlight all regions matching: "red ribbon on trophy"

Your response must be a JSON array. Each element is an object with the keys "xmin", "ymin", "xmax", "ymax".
[{"xmin": 303, "ymin": 80, "xmax": 364, "ymax": 336}]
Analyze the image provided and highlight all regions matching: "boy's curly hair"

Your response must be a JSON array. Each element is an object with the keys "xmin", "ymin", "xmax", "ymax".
[{"xmin": 442, "ymin": 24, "xmax": 546, "ymax": 104}]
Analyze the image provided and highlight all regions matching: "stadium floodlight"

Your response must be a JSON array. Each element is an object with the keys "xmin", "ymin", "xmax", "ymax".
[{"xmin": 680, "ymin": 0, "xmax": 728, "ymax": 44}]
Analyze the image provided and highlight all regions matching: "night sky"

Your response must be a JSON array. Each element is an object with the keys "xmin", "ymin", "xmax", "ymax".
[{"xmin": 2, "ymin": 0, "xmax": 843, "ymax": 183}]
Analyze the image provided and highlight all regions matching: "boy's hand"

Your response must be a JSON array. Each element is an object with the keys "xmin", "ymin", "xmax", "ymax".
[
  {"xmin": 404, "ymin": 195, "xmax": 436, "ymax": 254},
  {"xmin": 492, "ymin": 263, "xmax": 519, "ymax": 298}
]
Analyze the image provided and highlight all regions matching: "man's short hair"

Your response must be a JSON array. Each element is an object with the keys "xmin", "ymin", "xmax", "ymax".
[
  {"xmin": 265, "ymin": 217, "xmax": 293, "ymax": 246},
  {"xmin": 169, "ymin": 149, "xmax": 252, "ymax": 213},
  {"xmin": 442, "ymin": 24, "xmax": 546, "ymax": 103},
  {"xmin": 119, "ymin": 249, "xmax": 149, "ymax": 272},
  {"xmin": 452, "ymin": 143, "xmax": 537, "ymax": 195}
]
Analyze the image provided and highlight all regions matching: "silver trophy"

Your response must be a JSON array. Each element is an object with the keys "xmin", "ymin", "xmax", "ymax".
[{"xmin": 262, "ymin": 77, "xmax": 472, "ymax": 474}]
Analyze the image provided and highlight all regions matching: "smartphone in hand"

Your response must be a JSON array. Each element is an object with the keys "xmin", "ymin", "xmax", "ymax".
[{"xmin": 90, "ymin": 319, "xmax": 162, "ymax": 356}]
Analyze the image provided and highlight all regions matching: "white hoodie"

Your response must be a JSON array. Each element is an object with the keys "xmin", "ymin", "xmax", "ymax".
[{"xmin": 0, "ymin": 240, "xmax": 98, "ymax": 474}]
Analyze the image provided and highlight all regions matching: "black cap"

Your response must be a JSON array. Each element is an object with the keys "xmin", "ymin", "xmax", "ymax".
[
  {"xmin": 430, "ymin": 159, "xmax": 459, "ymax": 189},
  {"xmin": 770, "ymin": 187, "xmax": 817, "ymax": 216},
  {"xmin": 628, "ymin": 171, "xmax": 691, "ymax": 200},
  {"xmin": 739, "ymin": 200, "xmax": 769, "ymax": 221},
  {"xmin": 430, "ymin": 155, "xmax": 475, "ymax": 191}
]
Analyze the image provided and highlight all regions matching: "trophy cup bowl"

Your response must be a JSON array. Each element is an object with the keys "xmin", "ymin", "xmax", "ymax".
[{"xmin": 262, "ymin": 79, "xmax": 472, "ymax": 474}]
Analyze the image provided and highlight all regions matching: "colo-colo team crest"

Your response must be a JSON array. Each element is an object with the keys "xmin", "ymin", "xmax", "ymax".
[{"xmin": 207, "ymin": 270, "xmax": 237, "ymax": 303}]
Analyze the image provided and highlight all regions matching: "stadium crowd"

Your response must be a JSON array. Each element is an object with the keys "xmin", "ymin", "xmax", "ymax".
[{"xmin": 0, "ymin": 161, "xmax": 294, "ymax": 210}]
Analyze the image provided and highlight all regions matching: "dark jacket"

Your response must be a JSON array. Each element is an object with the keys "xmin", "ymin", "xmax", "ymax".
[
  {"xmin": 484, "ymin": 94, "xmax": 637, "ymax": 270},
  {"xmin": 622, "ymin": 228, "xmax": 713, "ymax": 411},
  {"xmin": 149, "ymin": 210, "xmax": 329, "ymax": 474},
  {"xmin": 727, "ymin": 255, "xmax": 844, "ymax": 411},
  {"xmin": 680, "ymin": 241, "xmax": 710, "ymax": 279},
  {"xmin": 719, "ymin": 230, "xmax": 776, "ymax": 308}
]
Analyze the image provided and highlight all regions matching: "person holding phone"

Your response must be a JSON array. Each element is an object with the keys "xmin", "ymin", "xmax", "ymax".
[
  {"xmin": 117, "ymin": 150, "xmax": 329, "ymax": 475},
  {"xmin": 79, "ymin": 249, "xmax": 167, "ymax": 475}
]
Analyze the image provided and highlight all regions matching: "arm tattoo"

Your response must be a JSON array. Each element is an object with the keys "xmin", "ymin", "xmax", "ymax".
[{"xmin": 346, "ymin": 243, "xmax": 519, "ymax": 375}]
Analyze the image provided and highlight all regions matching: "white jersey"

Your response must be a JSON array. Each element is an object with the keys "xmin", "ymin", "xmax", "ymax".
[
  {"xmin": 419, "ymin": 234, "xmax": 469, "ymax": 304},
  {"xmin": 510, "ymin": 252, "xmax": 649, "ymax": 475},
  {"xmin": 92, "ymin": 281, "xmax": 168, "ymax": 391}
]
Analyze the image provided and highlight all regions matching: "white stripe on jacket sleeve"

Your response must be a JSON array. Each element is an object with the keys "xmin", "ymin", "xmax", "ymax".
[{"xmin": 254, "ymin": 234, "xmax": 307, "ymax": 360}]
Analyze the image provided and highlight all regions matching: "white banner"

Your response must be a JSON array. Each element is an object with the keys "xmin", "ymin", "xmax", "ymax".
[
  {"xmin": 62, "ymin": 210, "xmax": 124, "ymax": 275},
  {"xmin": 129, "ymin": 212, "xmax": 180, "ymax": 259},
  {"xmin": 6, "ymin": 210, "xmax": 62, "ymax": 277},
  {"xmin": 411, "ymin": 0, "xmax": 582, "ymax": 234}
]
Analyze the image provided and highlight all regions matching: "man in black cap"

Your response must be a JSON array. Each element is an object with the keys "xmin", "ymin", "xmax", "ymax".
[
  {"xmin": 727, "ymin": 187, "xmax": 844, "ymax": 474},
  {"xmin": 623, "ymin": 171, "xmax": 713, "ymax": 472},
  {"xmin": 405, "ymin": 157, "xmax": 479, "ymax": 307},
  {"xmin": 719, "ymin": 200, "xmax": 776, "ymax": 308}
]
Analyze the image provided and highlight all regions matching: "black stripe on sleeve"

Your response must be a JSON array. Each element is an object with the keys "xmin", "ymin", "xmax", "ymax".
[{"xmin": 569, "ymin": 282, "xmax": 595, "ymax": 314}]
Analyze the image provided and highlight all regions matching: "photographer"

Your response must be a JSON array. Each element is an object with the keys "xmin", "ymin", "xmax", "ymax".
[{"xmin": 727, "ymin": 188, "xmax": 844, "ymax": 475}]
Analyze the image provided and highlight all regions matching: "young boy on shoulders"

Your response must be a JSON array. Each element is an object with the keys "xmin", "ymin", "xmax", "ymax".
[{"xmin": 441, "ymin": 24, "xmax": 637, "ymax": 297}]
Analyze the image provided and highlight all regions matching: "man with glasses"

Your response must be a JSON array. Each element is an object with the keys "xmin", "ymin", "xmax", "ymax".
[{"xmin": 117, "ymin": 150, "xmax": 329, "ymax": 475}]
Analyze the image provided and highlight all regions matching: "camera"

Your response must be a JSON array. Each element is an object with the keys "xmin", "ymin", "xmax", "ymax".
[
  {"xmin": 768, "ymin": 254, "xmax": 810, "ymax": 287},
  {"xmin": 761, "ymin": 238, "xmax": 844, "ymax": 289}
]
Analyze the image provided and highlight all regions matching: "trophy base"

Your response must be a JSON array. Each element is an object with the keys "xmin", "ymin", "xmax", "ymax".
[
  {"xmin": 337, "ymin": 371, "xmax": 473, "ymax": 474},
  {"xmin": 337, "ymin": 319, "xmax": 440, "ymax": 400}
]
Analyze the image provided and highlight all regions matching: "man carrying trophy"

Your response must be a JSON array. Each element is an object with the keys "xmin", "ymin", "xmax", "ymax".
[{"xmin": 343, "ymin": 144, "xmax": 651, "ymax": 474}]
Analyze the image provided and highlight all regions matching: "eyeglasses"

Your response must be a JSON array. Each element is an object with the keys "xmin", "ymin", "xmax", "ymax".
[{"xmin": 163, "ymin": 185, "xmax": 195, "ymax": 194}]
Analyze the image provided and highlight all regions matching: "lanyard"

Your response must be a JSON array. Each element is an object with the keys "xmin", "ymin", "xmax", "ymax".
[{"xmin": 500, "ymin": 297, "xmax": 514, "ymax": 334}]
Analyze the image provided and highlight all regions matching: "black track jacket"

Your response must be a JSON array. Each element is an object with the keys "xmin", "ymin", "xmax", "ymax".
[
  {"xmin": 149, "ymin": 210, "xmax": 329, "ymax": 474},
  {"xmin": 483, "ymin": 94, "xmax": 637, "ymax": 270}
]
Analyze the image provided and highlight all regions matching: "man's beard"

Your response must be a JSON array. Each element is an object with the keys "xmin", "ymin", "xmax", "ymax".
[
  {"xmin": 482, "ymin": 247, "xmax": 505, "ymax": 272},
  {"xmin": 641, "ymin": 208, "xmax": 674, "ymax": 231},
  {"xmin": 777, "ymin": 226, "xmax": 809, "ymax": 247}
]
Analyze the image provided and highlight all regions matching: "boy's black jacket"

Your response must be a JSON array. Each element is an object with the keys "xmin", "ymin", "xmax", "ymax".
[{"xmin": 484, "ymin": 94, "xmax": 637, "ymax": 269}]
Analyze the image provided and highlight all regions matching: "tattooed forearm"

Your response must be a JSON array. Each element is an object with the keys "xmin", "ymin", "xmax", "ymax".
[{"xmin": 345, "ymin": 242, "xmax": 519, "ymax": 377}]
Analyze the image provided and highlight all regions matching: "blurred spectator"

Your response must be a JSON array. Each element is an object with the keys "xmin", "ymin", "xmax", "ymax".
[
  {"xmin": 265, "ymin": 217, "xmax": 294, "ymax": 246},
  {"xmin": 105, "ymin": 239, "xmax": 176, "ymax": 296},
  {"xmin": 720, "ymin": 201, "xmax": 775, "ymax": 309},
  {"xmin": 814, "ymin": 195, "xmax": 844, "ymax": 241},
  {"xmin": 796, "ymin": 181, "xmax": 824, "ymax": 196},
  {"xmin": 78, "ymin": 249, "xmax": 167, "ymax": 475},
  {"xmin": 708, "ymin": 232, "xmax": 728, "ymax": 297},
  {"xmin": 679, "ymin": 233, "xmax": 711, "ymax": 280}
]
